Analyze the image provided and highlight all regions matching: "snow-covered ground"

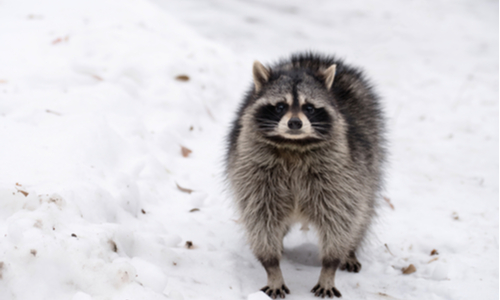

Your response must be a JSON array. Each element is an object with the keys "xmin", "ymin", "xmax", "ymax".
[{"xmin": 0, "ymin": 0, "xmax": 497, "ymax": 299}]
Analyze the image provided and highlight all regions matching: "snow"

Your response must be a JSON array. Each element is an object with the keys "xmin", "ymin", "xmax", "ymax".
[
  {"xmin": 0, "ymin": 0, "xmax": 497, "ymax": 299},
  {"xmin": 248, "ymin": 291, "xmax": 273, "ymax": 300}
]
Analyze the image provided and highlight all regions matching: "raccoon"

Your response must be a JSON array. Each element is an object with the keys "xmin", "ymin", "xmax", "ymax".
[{"xmin": 225, "ymin": 53, "xmax": 386, "ymax": 298}]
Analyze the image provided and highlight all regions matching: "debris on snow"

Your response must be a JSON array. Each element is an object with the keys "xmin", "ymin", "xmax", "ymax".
[
  {"xmin": 383, "ymin": 196, "xmax": 394, "ymax": 210},
  {"xmin": 428, "ymin": 257, "xmax": 439, "ymax": 264},
  {"xmin": 402, "ymin": 264, "xmax": 416, "ymax": 275},
  {"xmin": 109, "ymin": 240, "xmax": 118, "ymax": 253},
  {"xmin": 384, "ymin": 243, "xmax": 395, "ymax": 257},
  {"xmin": 46, "ymin": 109, "xmax": 62, "ymax": 116},
  {"xmin": 15, "ymin": 184, "xmax": 29, "ymax": 197},
  {"xmin": 175, "ymin": 75, "xmax": 190, "ymax": 82},
  {"xmin": 176, "ymin": 183, "xmax": 194, "ymax": 194},
  {"xmin": 180, "ymin": 145, "xmax": 192, "ymax": 158}
]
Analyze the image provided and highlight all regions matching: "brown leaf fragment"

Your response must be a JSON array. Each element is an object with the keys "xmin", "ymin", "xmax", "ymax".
[
  {"xmin": 402, "ymin": 264, "xmax": 416, "ymax": 274},
  {"xmin": 383, "ymin": 196, "xmax": 394, "ymax": 210},
  {"xmin": 18, "ymin": 190, "xmax": 28, "ymax": 197},
  {"xmin": 30, "ymin": 249, "xmax": 37, "ymax": 256},
  {"xmin": 175, "ymin": 75, "xmax": 190, "ymax": 82},
  {"xmin": 181, "ymin": 145, "xmax": 192, "ymax": 158},
  {"xmin": 71, "ymin": 233, "xmax": 77, "ymax": 238},
  {"xmin": 430, "ymin": 249, "xmax": 439, "ymax": 256},
  {"xmin": 185, "ymin": 241, "xmax": 194, "ymax": 249},
  {"xmin": 452, "ymin": 212, "xmax": 459, "ymax": 220},
  {"xmin": 52, "ymin": 37, "xmax": 62, "ymax": 44},
  {"xmin": 189, "ymin": 208, "xmax": 200, "ymax": 213},
  {"xmin": 176, "ymin": 183, "xmax": 193, "ymax": 194},
  {"xmin": 91, "ymin": 74, "xmax": 103, "ymax": 81},
  {"xmin": 16, "ymin": 183, "xmax": 21, "ymax": 186},
  {"xmin": 141, "ymin": 209, "xmax": 146, "ymax": 214},
  {"xmin": 52, "ymin": 35, "xmax": 69, "ymax": 45}
]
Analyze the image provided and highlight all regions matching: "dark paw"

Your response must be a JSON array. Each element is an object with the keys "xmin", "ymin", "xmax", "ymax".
[
  {"xmin": 340, "ymin": 260, "xmax": 361, "ymax": 273},
  {"xmin": 311, "ymin": 284, "xmax": 342, "ymax": 298},
  {"xmin": 261, "ymin": 285, "xmax": 290, "ymax": 299}
]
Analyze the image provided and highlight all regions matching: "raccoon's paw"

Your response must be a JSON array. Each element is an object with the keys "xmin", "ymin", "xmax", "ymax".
[
  {"xmin": 340, "ymin": 259, "xmax": 361, "ymax": 273},
  {"xmin": 311, "ymin": 284, "xmax": 342, "ymax": 298},
  {"xmin": 261, "ymin": 284, "xmax": 290, "ymax": 299}
]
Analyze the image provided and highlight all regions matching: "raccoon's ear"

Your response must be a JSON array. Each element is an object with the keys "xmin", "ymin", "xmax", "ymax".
[
  {"xmin": 319, "ymin": 64, "xmax": 337, "ymax": 90},
  {"xmin": 252, "ymin": 60, "xmax": 270, "ymax": 92}
]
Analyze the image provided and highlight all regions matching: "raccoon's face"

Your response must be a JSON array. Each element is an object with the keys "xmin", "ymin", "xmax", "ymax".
[{"xmin": 247, "ymin": 61, "xmax": 337, "ymax": 147}]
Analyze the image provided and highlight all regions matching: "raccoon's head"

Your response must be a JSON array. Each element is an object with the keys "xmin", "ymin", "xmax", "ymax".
[{"xmin": 243, "ymin": 60, "xmax": 339, "ymax": 149}]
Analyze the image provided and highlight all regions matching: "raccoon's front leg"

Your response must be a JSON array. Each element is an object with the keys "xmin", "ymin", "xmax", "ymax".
[
  {"xmin": 242, "ymin": 198, "xmax": 292, "ymax": 298},
  {"xmin": 260, "ymin": 257, "xmax": 290, "ymax": 299},
  {"xmin": 247, "ymin": 222, "xmax": 290, "ymax": 299},
  {"xmin": 309, "ymin": 213, "xmax": 352, "ymax": 298},
  {"xmin": 311, "ymin": 258, "xmax": 342, "ymax": 298}
]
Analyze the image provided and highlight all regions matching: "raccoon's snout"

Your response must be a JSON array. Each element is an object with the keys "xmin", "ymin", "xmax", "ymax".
[{"xmin": 288, "ymin": 117, "xmax": 302, "ymax": 130}]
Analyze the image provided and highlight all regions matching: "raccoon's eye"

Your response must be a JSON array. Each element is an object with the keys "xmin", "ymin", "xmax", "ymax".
[
  {"xmin": 275, "ymin": 103, "xmax": 286, "ymax": 114},
  {"xmin": 304, "ymin": 104, "xmax": 315, "ymax": 114}
]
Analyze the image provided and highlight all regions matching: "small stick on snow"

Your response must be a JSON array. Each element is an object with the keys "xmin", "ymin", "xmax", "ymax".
[
  {"xmin": 427, "ymin": 257, "xmax": 439, "ymax": 264},
  {"xmin": 176, "ymin": 183, "xmax": 193, "ymax": 194},
  {"xmin": 46, "ymin": 109, "xmax": 62, "ymax": 116},
  {"xmin": 383, "ymin": 196, "xmax": 394, "ymax": 210},
  {"xmin": 205, "ymin": 105, "xmax": 216, "ymax": 121},
  {"xmin": 376, "ymin": 292, "xmax": 402, "ymax": 299},
  {"xmin": 384, "ymin": 243, "xmax": 395, "ymax": 256}
]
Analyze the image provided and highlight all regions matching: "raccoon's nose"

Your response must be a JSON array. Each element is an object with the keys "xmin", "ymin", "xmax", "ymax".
[{"xmin": 288, "ymin": 117, "xmax": 303, "ymax": 130}]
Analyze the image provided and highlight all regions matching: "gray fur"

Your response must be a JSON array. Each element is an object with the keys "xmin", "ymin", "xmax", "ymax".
[{"xmin": 225, "ymin": 52, "xmax": 386, "ymax": 298}]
